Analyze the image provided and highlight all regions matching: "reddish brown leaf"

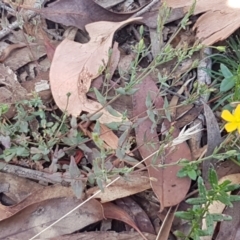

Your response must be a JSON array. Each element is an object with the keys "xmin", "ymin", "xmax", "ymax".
[
  {"xmin": 74, "ymin": 149, "xmax": 84, "ymax": 164},
  {"xmin": 103, "ymin": 202, "xmax": 148, "ymax": 240},
  {"xmin": 115, "ymin": 197, "xmax": 156, "ymax": 234},
  {"xmin": 41, "ymin": 0, "xmax": 133, "ymax": 31},
  {"xmin": 132, "ymin": 76, "xmax": 192, "ymax": 210}
]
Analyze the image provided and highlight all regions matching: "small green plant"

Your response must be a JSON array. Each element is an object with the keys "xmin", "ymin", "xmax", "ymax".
[
  {"xmin": 175, "ymin": 168, "xmax": 240, "ymax": 240},
  {"xmin": 211, "ymin": 36, "xmax": 240, "ymax": 110},
  {"xmin": 0, "ymin": 95, "xmax": 87, "ymax": 162}
]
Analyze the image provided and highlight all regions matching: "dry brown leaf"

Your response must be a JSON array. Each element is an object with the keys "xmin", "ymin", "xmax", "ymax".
[
  {"xmin": 41, "ymin": 0, "xmax": 133, "ymax": 31},
  {"xmin": 165, "ymin": 0, "xmax": 240, "ymax": 45},
  {"xmin": 0, "ymin": 42, "xmax": 46, "ymax": 71},
  {"xmin": 51, "ymin": 231, "xmax": 157, "ymax": 240},
  {"xmin": 0, "ymin": 198, "xmax": 103, "ymax": 239},
  {"xmin": 0, "ymin": 172, "xmax": 43, "ymax": 203},
  {"xmin": 86, "ymin": 171, "xmax": 150, "ymax": 202},
  {"xmin": 175, "ymin": 105, "xmax": 203, "ymax": 129},
  {"xmin": 50, "ymin": 18, "xmax": 140, "ymax": 123},
  {"xmin": 202, "ymin": 102, "xmax": 222, "ymax": 184},
  {"xmin": 157, "ymin": 205, "xmax": 179, "ymax": 240},
  {"xmin": 103, "ymin": 202, "xmax": 148, "ymax": 240},
  {"xmin": 115, "ymin": 197, "xmax": 156, "ymax": 234},
  {"xmin": 201, "ymin": 173, "xmax": 240, "ymax": 240},
  {"xmin": 132, "ymin": 76, "xmax": 192, "ymax": 210},
  {"xmin": 0, "ymin": 185, "xmax": 74, "ymax": 221}
]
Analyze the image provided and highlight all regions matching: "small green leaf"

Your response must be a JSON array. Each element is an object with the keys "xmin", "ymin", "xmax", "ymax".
[
  {"xmin": 216, "ymin": 193, "xmax": 231, "ymax": 206},
  {"xmin": 205, "ymin": 214, "xmax": 214, "ymax": 235},
  {"xmin": 69, "ymin": 156, "xmax": 81, "ymax": 178},
  {"xmin": 208, "ymin": 168, "xmax": 218, "ymax": 188},
  {"xmin": 177, "ymin": 169, "xmax": 187, "ymax": 178},
  {"xmin": 116, "ymin": 87, "xmax": 126, "ymax": 95},
  {"xmin": 71, "ymin": 179, "xmax": 83, "ymax": 199},
  {"xmin": 229, "ymin": 195, "xmax": 240, "ymax": 202},
  {"xmin": 175, "ymin": 211, "xmax": 194, "ymax": 220},
  {"xmin": 89, "ymin": 112, "xmax": 103, "ymax": 121},
  {"xmin": 211, "ymin": 213, "xmax": 232, "ymax": 222},
  {"xmin": 96, "ymin": 178, "xmax": 104, "ymax": 192},
  {"xmin": 106, "ymin": 105, "xmax": 121, "ymax": 117},
  {"xmin": 198, "ymin": 177, "xmax": 207, "ymax": 198},
  {"xmin": 186, "ymin": 197, "xmax": 206, "ymax": 205},
  {"xmin": 93, "ymin": 88, "xmax": 106, "ymax": 105},
  {"xmin": 187, "ymin": 169, "xmax": 197, "ymax": 180},
  {"xmin": 115, "ymin": 148, "xmax": 125, "ymax": 159},
  {"xmin": 225, "ymin": 184, "xmax": 240, "ymax": 192},
  {"xmin": 220, "ymin": 76, "xmax": 235, "ymax": 92},
  {"xmin": 32, "ymin": 153, "xmax": 42, "ymax": 161},
  {"xmin": 118, "ymin": 129, "xmax": 129, "ymax": 147},
  {"xmin": 146, "ymin": 93, "xmax": 152, "ymax": 108},
  {"xmin": 126, "ymin": 88, "xmax": 138, "ymax": 95},
  {"xmin": 123, "ymin": 155, "xmax": 139, "ymax": 164},
  {"xmin": 93, "ymin": 121, "xmax": 101, "ymax": 135},
  {"xmin": 220, "ymin": 63, "xmax": 233, "ymax": 78}
]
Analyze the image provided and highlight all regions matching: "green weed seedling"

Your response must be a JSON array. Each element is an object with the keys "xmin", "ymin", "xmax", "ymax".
[{"xmin": 175, "ymin": 168, "xmax": 240, "ymax": 240}]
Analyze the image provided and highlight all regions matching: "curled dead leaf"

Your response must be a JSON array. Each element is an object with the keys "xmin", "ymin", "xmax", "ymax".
[{"xmin": 50, "ymin": 18, "xmax": 141, "ymax": 123}]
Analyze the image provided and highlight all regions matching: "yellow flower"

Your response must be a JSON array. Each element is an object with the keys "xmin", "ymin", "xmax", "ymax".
[{"xmin": 221, "ymin": 104, "xmax": 240, "ymax": 133}]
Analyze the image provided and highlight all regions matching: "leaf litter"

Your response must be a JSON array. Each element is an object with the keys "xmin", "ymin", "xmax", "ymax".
[{"xmin": 1, "ymin": 0, "xmax": 240, "ymax": 239}]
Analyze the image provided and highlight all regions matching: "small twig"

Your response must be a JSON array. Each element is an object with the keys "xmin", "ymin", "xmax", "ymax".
[
  {"xmin": 0, "ymin": 2, "xmax": 16, "ymax": 14},
  {"xmin": 0, "ymin": 6, "xmax": 37, "ymax": 40},
  {"xmin": 163, "ymin": 88, "xmax": 188, "ymax": 100},
  {"xmin": 131, "ymin": 0, "xmax": 160, "ymax": 18},
  {"xmin": 0, "ymin": 161, "xmax": 70, "ymax": 185}
]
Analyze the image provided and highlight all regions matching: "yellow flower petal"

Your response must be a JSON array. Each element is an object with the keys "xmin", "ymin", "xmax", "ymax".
[
  {"xmin": 234, "ymin": 104, "xmax": 240, "ymax": 121},
  {"xmin": 225, "ymin": 122, "xmax": 238, "ymax": 132},
  {"xmin": 221, "ymin": 110, "xmax": 235, "ymax": 122}
]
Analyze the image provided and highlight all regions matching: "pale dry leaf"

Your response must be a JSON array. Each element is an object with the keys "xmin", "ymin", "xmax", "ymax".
[
  {"xmin": 50, "ymin": 18, "xmax": 140, "ymax": 123},
  {"xmin": 201, "ymin": 173, "xmax": 240, "ymax": 240},
  {"xmin": 86, "ymin": 171, "xmax": 150, "ymax": 202},
  {"xmin": 0, "ymin": 198, "xmax": 103, "ymax": 239},
  {"xmin": 165, "ymin": 0, "xmax": 240, "ymax": 45}
]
